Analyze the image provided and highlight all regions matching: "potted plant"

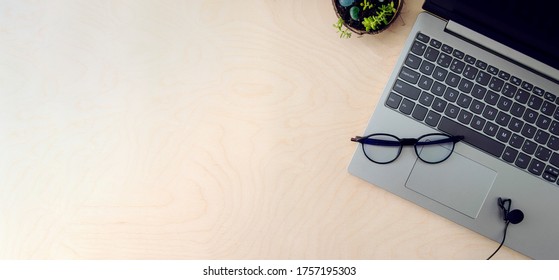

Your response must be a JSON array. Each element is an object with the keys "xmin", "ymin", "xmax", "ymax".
[{"xmin": 333, "ymin": 0, "xmax": 402, "ymax": 38}]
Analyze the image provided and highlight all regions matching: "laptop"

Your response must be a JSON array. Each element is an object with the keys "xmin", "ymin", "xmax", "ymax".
[{"xmin": 348, "ymin": 0, "xmax": 559, "ymax": 259}]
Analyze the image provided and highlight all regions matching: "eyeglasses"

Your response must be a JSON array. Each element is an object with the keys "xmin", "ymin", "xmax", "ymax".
[{"xmin": 351, "ymin": 133, "xmax": 464, "ymax": 164}]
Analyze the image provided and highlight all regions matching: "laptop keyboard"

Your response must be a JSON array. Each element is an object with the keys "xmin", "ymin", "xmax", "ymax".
[{"xmin": 387, "ymin": 32, "xmax": 559, "ymax": 185}]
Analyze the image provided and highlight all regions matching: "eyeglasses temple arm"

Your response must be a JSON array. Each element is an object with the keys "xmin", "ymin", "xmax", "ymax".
[
  {"xmin": 351, "ymin": 136, "xmax": 402, "ymax": 146},
  {"xmin": 350, "ymin": 136, "xmax": 364, "ymax": 142},
  {"xmin": 414, "ymin": 135, "xmax": 465, "ymax": 146}
]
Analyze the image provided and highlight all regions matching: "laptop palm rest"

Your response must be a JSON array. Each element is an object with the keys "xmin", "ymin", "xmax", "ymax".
[{"xmin": 405, "ymin": 151, "xmax": 497, "ymax": 219}]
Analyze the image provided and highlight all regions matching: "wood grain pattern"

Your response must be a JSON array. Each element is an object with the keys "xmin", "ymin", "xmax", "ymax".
[{"xmin": 0, "ymin": 0, "xmax": 528, "ymax": 259}]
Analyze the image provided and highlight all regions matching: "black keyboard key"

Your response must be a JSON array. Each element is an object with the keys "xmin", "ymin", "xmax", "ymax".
[
  {"xmin": 545, "ymin": 166, "xmax": 559, "ymax": 177},
  {"xmin": 450, "ymin": 59, "xmax": 465, "ymax": 74},
  {"xmin": 554, "ymin": 107, "xmax": 559, "ymax": 120},
  {"xmin": 521, "ymin": 139, "xmax": 537, "ymax": 155},
  {"xmin": 515, "ymin": 89, "xmax": 530, "ymax": 104},
  {"xmin": 452, "ymin": 49, "xmax": 465, "ymax": 59},
  {"xmin": 472, "ymin": 84, "xmax": 487, "ymax": 99},
  {"xmin": 496, "ymin": 127, "xmax": 512, "ymax": 143},
  {"xmin": 416, "ymin": 32, "xmax": 430, "ymax": 43},
  {"xmin": 464, "ymin": 55, "xmax": 476, "ymax": 65},
  {"xmin": 430, "ymin": 38, "xmax": 442, "ymax": 48},
  {"xmin": 508, "ymin": 117, "xmax": 524, "ymax": 133},
  {"xmin": 548, "ymin": 136, "xmax": 559, "ymax": 151},
  {"xmin": 523, "ymin": 109, "xmax": 538, "ymax": 124},
  {"xmin": 438, "ymin": 117, "xmax": 505, "ymax": 157},
  {"xmin": 541, "ymin": 101, "xmax": 556, "ymax": 116},
  {"xmin": 536, "ymin": 115, "xmax": 551, "ymax": 130},
  {"xmin": 502, "ymin": 147, "xmax": 518, "ymax": 163},
  {"xmin": 527, "ymin": 95, "xmax": 543, "ymax": 110},
  {"xmin": 458, "ymin": 78, "xmax": 474, "ymax": 93},
  {"xmin": 545, "ymin": 92, "xmax": 556, "ymax": 102},
  {"xmin": 425, "ymin": 111, "xmax": 441, "ymax": 127},
  {"xmin": 543, "ymin": 167, "xmax": 558, "ymax": 182},
  {"xmin": 418, "ymin": 75, "xmax": 434, "ymax": 90},
  {"xmin": 445, "ymin": 72, "xmax": 460, "ymax": 87},
  {"xmin": 457, "ymin": 93, "xmax": 473, "ymax": 108},
  {"xmin": 550, "ymin": 152, "xmax": 559, "ymax": 168},
  {"xmin": 444, "ymin": 104, "xmax": 460, "ymax": 119},
  {"xmin": 412, "ymin": 104, "xmax": 428, "ymax": 121},
  {"xmin": 423, "ymin": 47, "xmax": 440, "ymax": 62},
  {"xmin": 482, "ymin": 106, "xmax": 498, "ymax": 121},
  {"xmin": 462, "ymin": 65, "xmax": 478, "ymax": 80},
  {"xmin": 510, "ymin": 103, "xmax": 526, "ymax": 117},
  {"xmin": 405, "ymin": 53, "xmax": 422, "ymax": 69},
  {"xmin": 399, "ymin": 67, "xmax": 421, "ymax": 84},
  {"xmin": 458, "ymin": 109, "xmax": 473, "ymax": 125},
  {"xmin": 484, "ymin": 90, "xmax": 499, "ymax": 106},
  {"xmin": 535, "ymin": 129, "xmax": 550, "ymax": 145},
  {"xmin": 502, "ymin": 83, "xmax": 517, "ymax": 98},
  {"xmin": 424, "ymin": 47, "xmax": 440, "ymax": 62},
  {"xmin": 433, "ymin": 66, "xmax": 448, "ymax": 81},
  {"xmin": 399, "ymin": 98, "xmax": 415, "ymax": 115},
  {"xmin": 510, "ymin": 76, "xmax": 522, "ymax": 86},
  {"xmin": 487, "ymin": 65, "xmax": 499, "ymax": 75},
  {"xmin": 432, "ymin": 97, "xmax": 447, "ymax": 113},
  {"xmin": 497, "ymin": 96, "xmax": 513, "ymax": 112},
  {"xmin": 411, "ymin": 41, "xmax": 427, "ymax": 56},
  {"xmin": 431, "ymin": 81, "xmax": 446, "ymax": 96},
  {"xmin": 521, "ymin": 81, "xmax": 534, "ymax": 91},
  {"xmin": 470, "ymin": 99, "xmax": 485, "ymax": 114},
  {"xmin": 550, "ymin": 121, "xmax": 559, "ymax": 135},
  {"xmin": 419, "ymin": 60, "xmax": 435, "ymax": 75},
  {"xmin": 535, "ymin": 146, "xmax": 552, "ymax": 161},
  {"xmin": 475, "ymin": 59, "xmax": 488, "ymax": 70},
  {"xmin": 437, "ymin": 53, "xmax": 452, "ymax": 68},
  {"xmin": 528, "ymin": 158, "xmax": 545, "ymax": 175},
  {"xmin": 521, "ymin": 123, "xmax": 537, "ymax": 138},
  {"xmin": 515, "ymin": 152, "xmax": 531, "ymax": 169},
  {"xmin": 419, "ymin": 91, "xmax": 435, "ymax": 107},
  {"xmin": 443, "ymin": 88, "xmax": 459, "ymax": 102},
  {"xmin": 393, "ymin": 79, "xmax": 421, "ymax": 100},
  {"xmin": 496, "ymin": 111, "xmax": 511, "ymax": 126},
  {"xmin": 498, "ymin": 70, "xmax": 511, "ymax": 81},
  {"xmin": 441, "ymin": 44, "xmax": 453, "ymax": 54},
  {"xmin": 386, "ymin": 92, "xmax": 403, "ymax": 109},
  {"xmin": 476, "ymin": 71, "xmax": 491, "ymax": 86},
  {"xmin": 483, "ymin": 122, "xmax": 499, "ymax": 137},
  {"xmin": 489, "ymin": 77, "xmax": 504, "ymax": 92},
  {"xmin": 471, "ymin": 116, "xmax": 486, "ymax": 130},
  {"xmin": 509, "ymin": 134, "xmax": 525, "ymax": 149}
]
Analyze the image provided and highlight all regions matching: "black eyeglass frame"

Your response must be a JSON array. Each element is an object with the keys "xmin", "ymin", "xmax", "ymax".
[{"xmin": 351, "ymin": 133, "xmax": 465, "ymax": 164}]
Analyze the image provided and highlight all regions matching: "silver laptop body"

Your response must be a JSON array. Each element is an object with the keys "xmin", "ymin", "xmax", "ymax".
[{"xmin": 348, "ymin": 3, "xmax": 559, "ymax": 259}]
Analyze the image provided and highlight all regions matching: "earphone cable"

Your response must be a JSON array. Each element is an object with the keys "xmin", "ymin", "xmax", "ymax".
[{"xmin": 486, "ymin": 221, "xmax": 510, "ymax": 260}]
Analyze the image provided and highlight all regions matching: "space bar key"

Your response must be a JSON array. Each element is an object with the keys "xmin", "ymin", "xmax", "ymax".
[{"xmin": 438, "ymin": 117, "xmax": 505, "ymax": 158}]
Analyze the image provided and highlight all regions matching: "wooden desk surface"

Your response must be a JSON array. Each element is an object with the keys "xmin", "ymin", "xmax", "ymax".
[{"xmin": 0, "ymin": 0, "xmax": 528, "ymax": 259}]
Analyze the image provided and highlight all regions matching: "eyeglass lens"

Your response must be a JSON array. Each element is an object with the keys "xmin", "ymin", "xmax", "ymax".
[
  {"xmin": 414, "ymin": 134, "xmax": 454, "ymax": 163},
  {"xmin": 362, "ymin": 134, "xmax": 401, "ymax": 164}
]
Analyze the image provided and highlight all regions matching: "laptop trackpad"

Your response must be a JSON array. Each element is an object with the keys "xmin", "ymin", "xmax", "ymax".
[{"xmin": 405, "ymin": 152, "xmax": 497, "ymax": 219}]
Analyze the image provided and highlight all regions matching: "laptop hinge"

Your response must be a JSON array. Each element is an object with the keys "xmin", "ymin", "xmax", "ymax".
[{"xmin": 445, "ymin": 20, "xmax": 559, "ymax": 84}]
